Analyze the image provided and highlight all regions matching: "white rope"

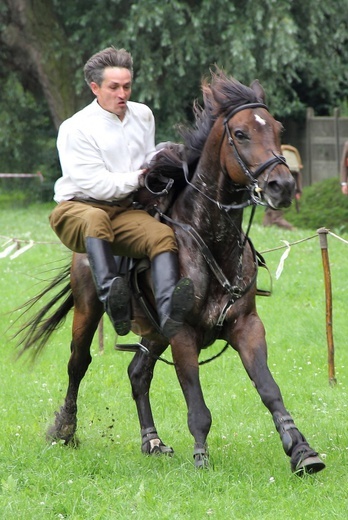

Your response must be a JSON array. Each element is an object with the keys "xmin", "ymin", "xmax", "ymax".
[
  {"xmin": 275, "ymin": 240, "xmax": 291, "ymax": 279},
  {"xmin": 10, "ymin": 240, "xmax": 34, "ymax": 259},
  {"xmin": 1, "ymin": 238, "xmax": 13, "ymax": 247},
  {"xmin": 0, "ymin": 235, "xmax": 61, "ymax": 260},
  {"xmin": 0, "ymin": 242, "xmax": 18, "ymax": 258},
  {"xmin": 328, "ymin": 230, "xmax": 348, "ymax": 245}
]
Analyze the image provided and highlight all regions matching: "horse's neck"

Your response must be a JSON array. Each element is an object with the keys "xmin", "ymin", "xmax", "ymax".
[
  {"xmin": 172, "ymin": 124, "xmax": 247, "ymax": 258},
  {"xmin": 174, "ymin": 165, "xmax": 244, "ymax": 256}
]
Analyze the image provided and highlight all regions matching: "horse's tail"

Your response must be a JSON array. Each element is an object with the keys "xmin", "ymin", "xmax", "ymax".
[{"xmin": 14, "ymin": 264, "xmax": 73, "ymax": 359}]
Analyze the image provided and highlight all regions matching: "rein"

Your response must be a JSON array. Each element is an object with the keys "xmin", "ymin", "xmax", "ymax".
[
  {"xmin": 156, "ymin": 209, "xmax": 260, "ymax": 330},
  {"xmin": 181, "ymin": 161, "xmax": 263, "ymax": 211},
  {"xmin": 157, "ymin": 210, "xmax": 254, "ymax": 300}
]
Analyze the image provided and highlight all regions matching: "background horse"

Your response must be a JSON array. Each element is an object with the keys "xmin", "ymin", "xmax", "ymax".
[{"xmin": 17, "ymin": 70, "xmax": 325, "ymax": 475}]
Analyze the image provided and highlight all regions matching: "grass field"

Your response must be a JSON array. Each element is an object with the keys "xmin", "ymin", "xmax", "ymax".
[{"xmin": 1, "ymin": 203, "xmax": 348, "ymax": 519}]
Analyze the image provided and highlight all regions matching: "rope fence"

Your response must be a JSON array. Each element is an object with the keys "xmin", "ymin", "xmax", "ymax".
[
  {"xmin": 260, "ymin": 228, "xmax": 347, "ymax": 386},
  {"xmin": 260, "ymin": 230, "xmax": 344, "ymax": 386},
  {"xmin": 0, "ymin": 235, "xmax": 61, "ymax": 259},
  {"xmin": 0, "ymin": 172, "xmax": 44, "ymax": 181},
  {"xmin": 2, "ymin": 228, "xmax": 347, "ymax": 384}
]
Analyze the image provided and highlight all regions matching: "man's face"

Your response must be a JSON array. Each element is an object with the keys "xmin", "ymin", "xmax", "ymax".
[{"xmin": 90, "ymin": 67, "xmax": 132, "ymax": 120}]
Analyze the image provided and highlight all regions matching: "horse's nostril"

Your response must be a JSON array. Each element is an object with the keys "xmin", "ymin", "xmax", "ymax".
[
  {"xmin": 267, "ymin": 181, "xmax": 281, "ymax": 193},
  {"xmin": 267, "ymin": 178, "xmax": 295, "ymax": 193},
  {"xmin": 267, "ymin": 180, "xmax": 288, "ymax": 195},
  {"xmin": 263, "ymin": 177, "xmax": 295, "ymax": 209}
]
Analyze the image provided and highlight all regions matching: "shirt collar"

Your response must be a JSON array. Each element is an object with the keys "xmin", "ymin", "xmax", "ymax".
[{"xmin": 93, "ymin": 98, "xmax": 130, "ymax": 124}]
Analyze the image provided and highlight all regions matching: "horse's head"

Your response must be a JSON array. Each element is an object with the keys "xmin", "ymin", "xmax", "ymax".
[{"xmin": 207, "ymin": 73, "xmax": 295, "ymax": 210}]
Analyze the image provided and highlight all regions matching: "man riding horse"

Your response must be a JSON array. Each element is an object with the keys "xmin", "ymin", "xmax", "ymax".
[
  {"xmin": 49, "ymin": 46, "xmax": 194, "ymax": 341},
  {"xmin": 18, "ymin": 53, "xmax": 325, "ymax": 475}
]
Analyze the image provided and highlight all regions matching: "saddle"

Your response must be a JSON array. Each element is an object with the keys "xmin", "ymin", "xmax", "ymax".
[{"xmin": 114, "ymin": 243, "xmax": 271, "ymax": 343}]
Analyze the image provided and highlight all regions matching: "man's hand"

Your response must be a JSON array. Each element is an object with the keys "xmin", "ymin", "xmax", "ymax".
[
  {"xmin": 138, "ymin": 168, "xmax": 149, "ymax": 188},
  {"xmin": 155, "ymin": 141, "xmax": 186, "ymax": 158}
]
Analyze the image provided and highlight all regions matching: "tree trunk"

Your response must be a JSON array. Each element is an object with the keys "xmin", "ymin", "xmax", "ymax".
[{"xmin": 1, "ymin": 0, "xmax": 78, "ymax": 129}]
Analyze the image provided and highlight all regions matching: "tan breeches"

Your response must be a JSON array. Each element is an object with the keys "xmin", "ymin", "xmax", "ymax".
[{"xmin": 49, "ymin": 201, "xmax": 178, "ymax": 260}]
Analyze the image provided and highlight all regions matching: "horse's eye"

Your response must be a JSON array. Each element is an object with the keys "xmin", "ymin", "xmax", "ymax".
[{"xmin": 234, "ymin": 130, "xmax": 247, "ymax": 141}]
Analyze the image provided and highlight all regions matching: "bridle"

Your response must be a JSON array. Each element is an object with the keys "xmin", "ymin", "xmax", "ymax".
[
  {"xmin": 177, "ymin": 102, "xmax": 289, "ymax": 213},
  {"xmin": 144, "ymin": 102, "xmax": 289, "ymax": 212},
  {"xmin": 220, "ymin": 102, "xmax": 289, "ymax": 208}
]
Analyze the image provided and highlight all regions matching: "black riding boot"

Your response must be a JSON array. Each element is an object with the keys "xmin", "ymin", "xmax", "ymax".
[
  {"xmin": 151, "ymin": 252, "xmax": 194, "ymax": 339},
  {"xmin": 85, "ymin": 237, "xmax": 131, "ymax": 336}
]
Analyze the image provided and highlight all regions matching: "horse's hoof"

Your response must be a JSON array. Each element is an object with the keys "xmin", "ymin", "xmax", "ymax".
[
  {"xmin": 141, "ymin": 426, "xmax": 173, "ymax": 456},
  {"xmin": 46, "ymin": 430, "xmax": 80, "ymax": 448},
  {"xmin": 142, "ymin": 437, "xmax": 174, "ymax": 456},
  {"xmin": 46, "ymin": 420, "xmax": 79, "ymax": 447},
  {"xmin": 194, "ymin": 453, "xmax": 209, "ymax": 469},
  {"xmin": 193, "ymin": 444, "xmax": 209, "ymax": 469},
  {"xmin": 292, "ymin": 455, "xmax": 326, "ymax": 476}
]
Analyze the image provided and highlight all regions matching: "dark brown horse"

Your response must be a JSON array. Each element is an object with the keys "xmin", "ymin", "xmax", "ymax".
[{"xmin": 17, "ymin": 71, "xmax": 325, "ymax": 475}]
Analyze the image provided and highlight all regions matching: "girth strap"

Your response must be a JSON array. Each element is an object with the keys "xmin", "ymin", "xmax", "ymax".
[{"xmin": 157, "ymin": 210, "xmax": 255, "ymax": 299}]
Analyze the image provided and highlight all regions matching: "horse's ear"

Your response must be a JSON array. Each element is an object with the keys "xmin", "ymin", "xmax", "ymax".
[{"xmin": 250, "ymin": 80, "xmax": 266, "ymax": 103}]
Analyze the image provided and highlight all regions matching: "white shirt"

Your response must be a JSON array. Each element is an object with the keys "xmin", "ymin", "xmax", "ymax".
[{"xmin": 54, "ymin": 99, "xmax": 156, "ymax": 202}]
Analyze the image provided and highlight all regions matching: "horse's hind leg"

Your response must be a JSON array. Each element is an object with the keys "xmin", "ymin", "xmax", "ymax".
[
  {"xmin": 128, "ymin": 337, "xmax": 174, "ymax": 455},
  {"xmin": 231, "ymin": 314, "xmax": 325, "ymax": 475},
  {"xmin": 47, "ymin": 302, "xmax": 102, "ymax": 445}
]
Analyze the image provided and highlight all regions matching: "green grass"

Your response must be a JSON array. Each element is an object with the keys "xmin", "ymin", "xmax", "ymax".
[
  {"xmin": 1, "ymin": 202, "xmax": 348, "ymax": 519},
  {"xmin": 283, "ymin": 177, "xmax": 348, "ymax": 234}
]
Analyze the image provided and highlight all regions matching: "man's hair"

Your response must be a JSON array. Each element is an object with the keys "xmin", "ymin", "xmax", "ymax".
[{"xmin": 83, "ymin": 47, "xmax": 133, "ymax": 86}]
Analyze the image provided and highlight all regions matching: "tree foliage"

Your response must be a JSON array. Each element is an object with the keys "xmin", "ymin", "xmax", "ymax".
[{"xmin": 0, "ymin": 0, "xmax": 347, "ymax": 188}]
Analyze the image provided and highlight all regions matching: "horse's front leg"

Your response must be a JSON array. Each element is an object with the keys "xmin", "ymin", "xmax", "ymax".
[
  {"xmin": 47, "ymin": 301, "xmax": 101, "ymax": 446},
  {"xmin": 128, "ymin": 337, "xmax": 174, "ymax": 456},
  {"xmin": 230, "ymin": 312, "xmax": 325, "ymax": 475},
  {"xmin": 170, "ymin": 329, "xmax": 212, "ymax": 468}
]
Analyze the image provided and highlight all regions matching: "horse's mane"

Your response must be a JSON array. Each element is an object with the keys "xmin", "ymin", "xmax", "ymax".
[{"xmin": 144, "ymin": 69, "xmax": 264, "ymax": 200}]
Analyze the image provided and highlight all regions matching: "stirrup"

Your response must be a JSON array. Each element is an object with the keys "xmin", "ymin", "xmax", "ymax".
[{"xmin": 114, "ymin": 342, "xmax": 150, "ymax": 354}]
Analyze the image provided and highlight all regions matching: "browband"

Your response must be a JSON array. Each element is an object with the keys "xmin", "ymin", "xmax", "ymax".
[{"xmin": 223, "ymin": 102, "xmax": 268, "ymax": 123}]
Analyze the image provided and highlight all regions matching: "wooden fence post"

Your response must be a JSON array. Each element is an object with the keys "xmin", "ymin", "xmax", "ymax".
[
  {"xmin": 317, "ymin": 228, "xmax": 336, "ymax": 386},
  {"xmin": 98, "ymin": 317, "xmax": 104, "ymax": 353}
]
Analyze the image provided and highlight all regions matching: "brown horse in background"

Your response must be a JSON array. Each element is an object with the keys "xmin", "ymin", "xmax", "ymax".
[{"xmin": 17, "ymin": 70, "xmax": 325, "ymax": 475}]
